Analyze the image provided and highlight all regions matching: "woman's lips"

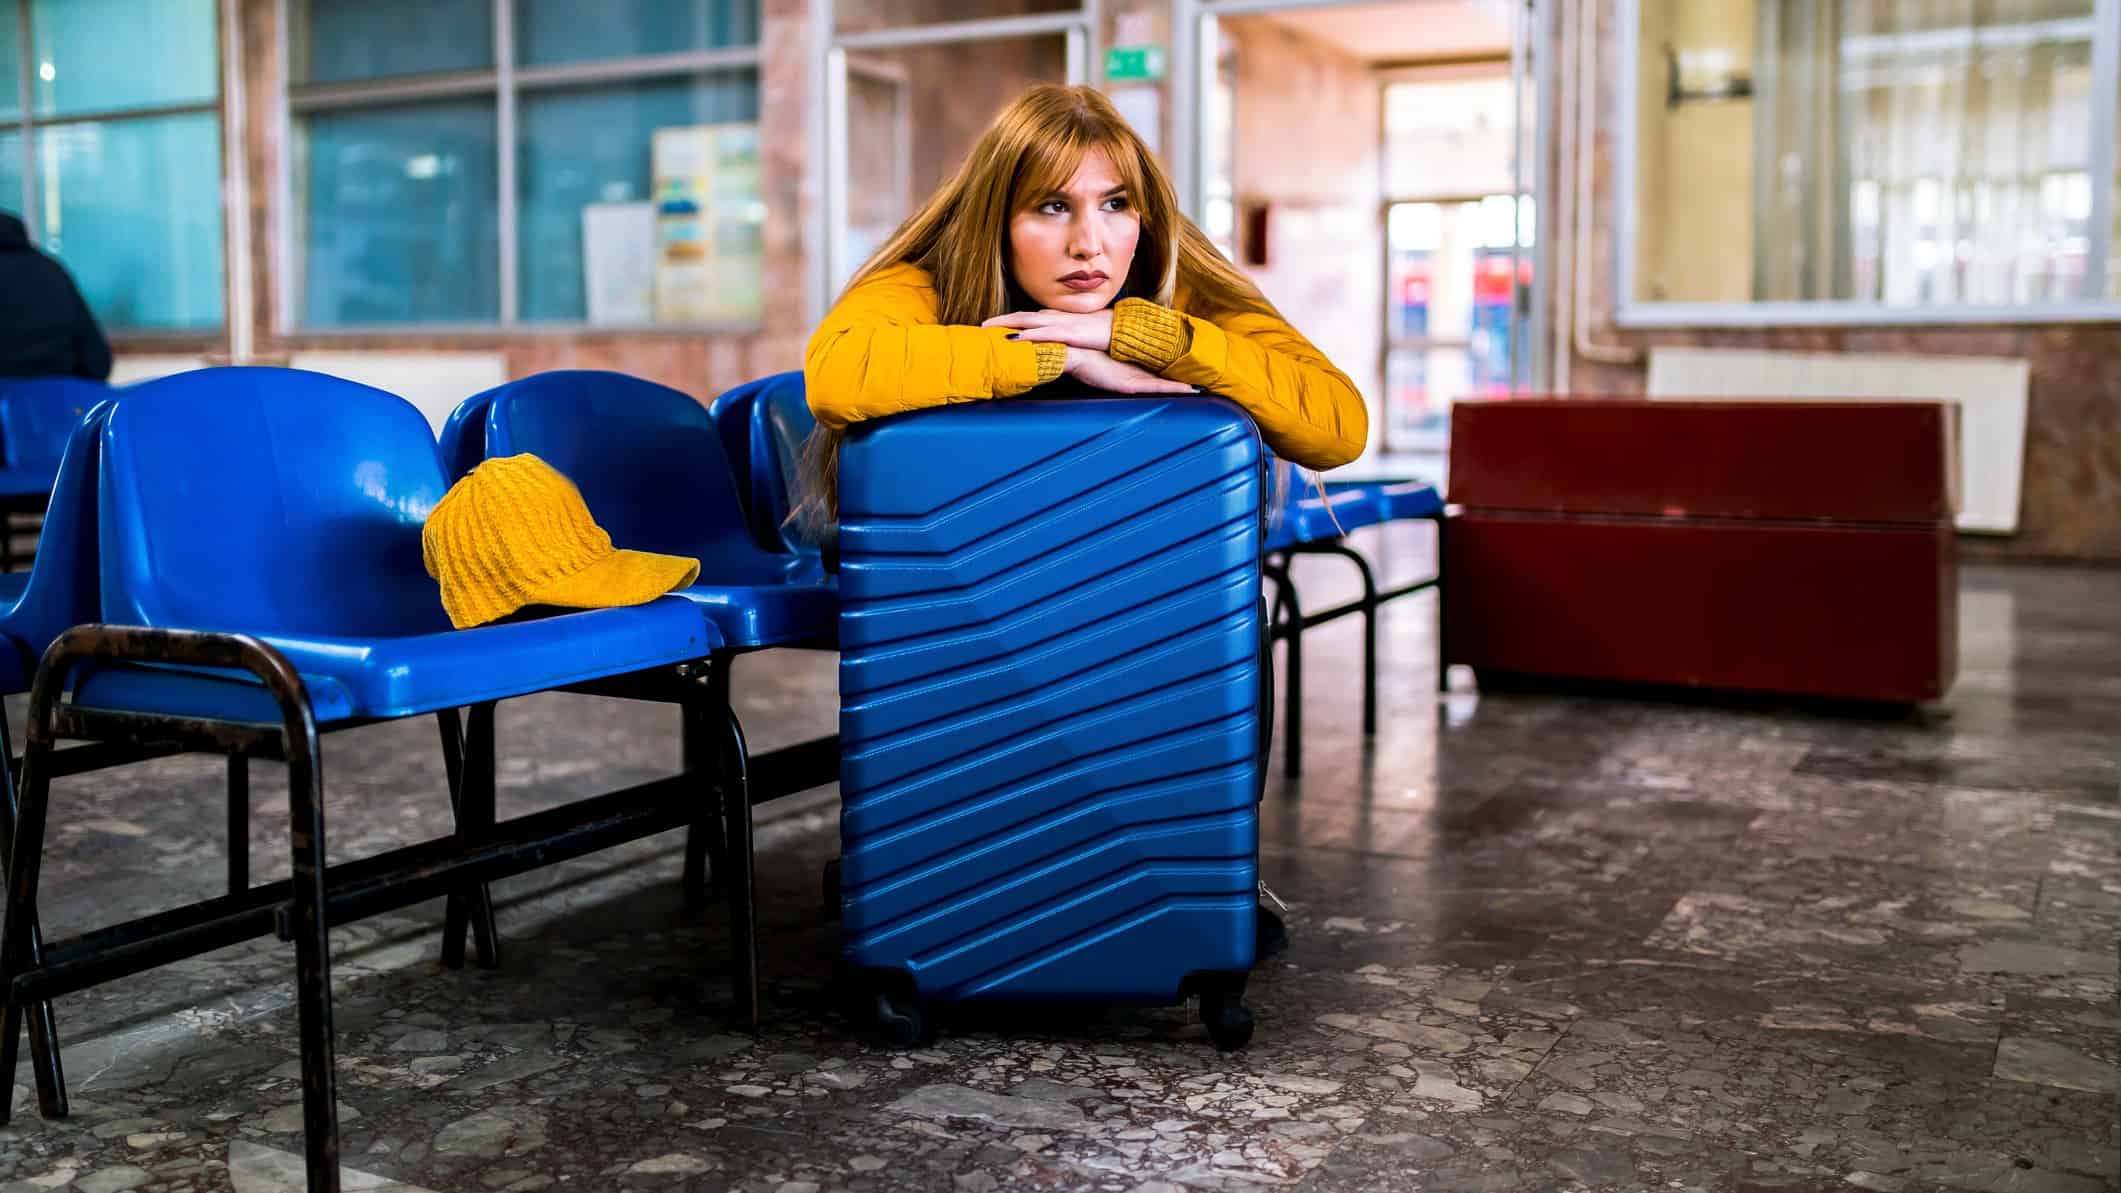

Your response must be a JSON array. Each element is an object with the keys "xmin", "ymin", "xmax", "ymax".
[{"xmin": 1059, "ymin": 273, "xmax": 1108, "ymax": 291}]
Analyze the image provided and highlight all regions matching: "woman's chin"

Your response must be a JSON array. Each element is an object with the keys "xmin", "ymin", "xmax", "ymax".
[{"xmin": 1036, "ymin": 289, "xmax": 1119, "ymax": 314}]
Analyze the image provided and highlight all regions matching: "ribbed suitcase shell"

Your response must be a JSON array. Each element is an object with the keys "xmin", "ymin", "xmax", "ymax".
[{"xmin": 836, "ymin": 398, "xmax": 1262, "ymax": 1003}]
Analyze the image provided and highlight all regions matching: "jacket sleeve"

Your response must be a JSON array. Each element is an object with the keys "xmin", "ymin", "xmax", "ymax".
[
  {"xmin": 805, "ymin": 267, "xmax": 1067, "ymax": 429},
  {"xmin": 1108, "ymin": 297, "xmax": 1368, "ymax": 470}
]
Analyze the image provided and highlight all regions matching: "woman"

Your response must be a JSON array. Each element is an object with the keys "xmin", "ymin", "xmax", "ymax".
[
  {"xmin": 803, "ymin": 83, "xmax": 1368, "ymax": 510},
  {"xmin": 805, "ymin": 84, "xmax": 1367, "ymax": 956}
]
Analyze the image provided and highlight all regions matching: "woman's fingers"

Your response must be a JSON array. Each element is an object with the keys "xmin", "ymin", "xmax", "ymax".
[
  {"xmin": 981, "ymin": 311, "xmax": 1045, "ymax": 329},
  {"xmin": 1121, "ymin": 375, "xmax": 1197, "ymax": 395}
]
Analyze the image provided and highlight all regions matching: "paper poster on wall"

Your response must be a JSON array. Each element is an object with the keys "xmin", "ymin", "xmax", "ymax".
[
  {"xmin": 652, "ymin": 123, "xmax": 765, "ymax": 324},
  {"xmin": 582, "ymin": 201, "xmax": 656, "ymax": 326}
]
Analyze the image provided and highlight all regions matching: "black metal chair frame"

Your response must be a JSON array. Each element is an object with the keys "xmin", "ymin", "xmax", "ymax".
[
  {"xmin": 0, "ymin": 624, "xmax": 836, "ymax": 1193},
  {"xmin": 1260, "ymin": 514, "xmax": 1444, "ymax": 779}
]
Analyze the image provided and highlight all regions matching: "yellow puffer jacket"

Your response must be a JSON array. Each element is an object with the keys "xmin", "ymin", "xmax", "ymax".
[{"xmin": 804, "ymin": 263, "xmax": 1369, "ymax": 470}]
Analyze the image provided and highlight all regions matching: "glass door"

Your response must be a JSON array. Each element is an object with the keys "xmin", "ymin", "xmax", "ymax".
[{"xmin": 1173, "ymin": 0, "xmax": 1547, "ymax": 458}]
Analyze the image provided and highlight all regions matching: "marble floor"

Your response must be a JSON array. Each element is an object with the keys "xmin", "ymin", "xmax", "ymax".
[{"xmin": 0, "ymin": 524, "xmax": 2113, "ymax": 1193}]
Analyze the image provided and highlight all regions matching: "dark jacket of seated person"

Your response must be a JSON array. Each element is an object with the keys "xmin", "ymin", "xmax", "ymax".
[{"xmin": 0, "ymin": 211, "xmax": 112, "ymax": 382}]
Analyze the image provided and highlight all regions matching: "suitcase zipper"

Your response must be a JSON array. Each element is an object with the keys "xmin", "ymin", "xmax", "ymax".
[{"xmin": 1257, "ymin": 879, "xmax": 1288, "ymax": 913}]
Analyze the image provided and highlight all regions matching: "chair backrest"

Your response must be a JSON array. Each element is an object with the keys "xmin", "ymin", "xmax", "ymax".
[
  {"xmin": 0, "ymin": 377, "xmax": 109, "ymax": 472},
  {"xmin": 0, "ymin": 399, "xmax": 115, "ymax": 686},
  {"xmin": 483, "ymin": 370, "xmax": 760, "ymax": 563},
  {"xmin": 438, "ymin": 386, "xmax": 500, "ymax": 483},
  {"xmin": 707, "ymin": 371, "xmax": 813, "ymax": 554},
  {"xmin": 99, "ymin": 367, "xmax": 452, "ymax": 638}
]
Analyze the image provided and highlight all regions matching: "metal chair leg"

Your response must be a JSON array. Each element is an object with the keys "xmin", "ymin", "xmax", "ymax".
[
  {"xmin": 283, "ymin": 720, "xmax": 343, "ymax": 1193},
  {"xmin": 680, "ymin": 700, "xmax": 725, "ymax": 905},
  {"xmin": 1275, "ymin": 570, "xmax": 1304, "ymax": 781},
  {"xmin": 717, "ymin": 701, "xmax": 759, "ymax": 1031},
  {"xmin": 226, "ymin": 754, "xmax": 249, "ymax": 897},
  {"xmin": 0, "ymin": 713, "xmax": 66, "ymax": 1121},
  {"xmin": 448, "ymin": 706, "xmax": 501, "ymax": 970},
  {"xmin": 1317, "ymin": 543, "xmax": 1381, "ymax": 736}
]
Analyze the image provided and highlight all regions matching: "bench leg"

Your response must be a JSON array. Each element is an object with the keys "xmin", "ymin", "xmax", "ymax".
[
  {"xmin": 284, "ymin": 725, "xmax": 343, "ymax": 1193},
  {"xmin": 707, "ymin": 662, "xmax": 759, "ymax": 1031},
  {"xmin": 0, "ymin": 719, "xmax": 67, "ymax": 1122},
  {"xmin": 227, "ymin": 754, "xmax": 249, "ymax": 897},
  {"xmin": 1273, "ymin": 567, "xmax": 1304, "ymax": 781},
  {"xmin": 681, "ymin": 700, "xmax": 726, "ymax": 906},
  {"xmin": 439, "ymin": 706, "xmax": 501, "ymax": 971}
]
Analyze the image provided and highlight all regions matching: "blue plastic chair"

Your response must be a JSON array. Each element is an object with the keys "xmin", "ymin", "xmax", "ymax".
[
  {"xmin": 473, "ymin": 370, "xmax": 839, "ymax": 996},
  {"xmin": 0, "ymin": 367, "xmax": 719, "ymax": 1192},
  {"xmin": 0, "ymin": 377, "xmax": 107, "ymax": 582},
  {"xmin": 479, "ymin": 371, "xmax": 837, "ymax": 651},
  {"xmin": 0, "ymin": 396, "xmax": 117, "ymax": 1121},
  {"xmin": 1254, "ymin": 464, "xmax": 1443, "ymax": 777},
  {"xmin": 436, "ymin": 383, "xmax": 497, "ymax": 484},
  {"xmin": 708, "ymin": 371, "xmax": 816, "ymax": 556}
]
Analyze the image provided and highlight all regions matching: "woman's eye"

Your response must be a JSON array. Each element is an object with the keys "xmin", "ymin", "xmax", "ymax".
[
  {"xmin": 1103, "ymin": 196, "xmax": 1131, "ymax": 212},
  {"xmin": 1040, "ymin": 200, "xmax": 1068, "ymax": 215}
]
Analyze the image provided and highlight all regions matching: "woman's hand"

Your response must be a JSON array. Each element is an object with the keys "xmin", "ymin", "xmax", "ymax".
[
  {"xmin": 983, "ymin": 308, "xmax": 1114, "ymax": 352},
  {"xmin": 1061, "ymin": 347, "xmax": 1196, "ymax": 395}
]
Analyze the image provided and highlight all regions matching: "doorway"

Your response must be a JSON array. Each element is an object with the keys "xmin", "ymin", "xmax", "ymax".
[{"xmin": 1174, "ymin": 0, "xmax": 1549, "ymax": 460}]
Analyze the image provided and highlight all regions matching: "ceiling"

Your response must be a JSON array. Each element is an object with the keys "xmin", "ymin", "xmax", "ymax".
[{"xmin": 1254, "ymin": 0, "xmax": 1512, "ymax": 64}]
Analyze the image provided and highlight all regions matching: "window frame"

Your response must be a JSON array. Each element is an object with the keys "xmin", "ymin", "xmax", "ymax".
[
  {"xmin": 1614, "ymin": 0, "xmax": 2121, "ymax": 328},
  {"xmin": 276, "ymin": 0, "xmax": 766, "ymax": 335},
  {"xmin": 4, "ymin": 0, "xmax": 230, "ymax": 337}
]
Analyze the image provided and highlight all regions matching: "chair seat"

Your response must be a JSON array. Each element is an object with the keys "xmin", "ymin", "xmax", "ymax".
[
  {"xmin": 1353, "ymin": 480, "xmax": 1444, "ymax": 521},
  {"xmin": 679, "ymin": 571, "xmax": 838, "ymax": 650},
  {"xmin": 1267, "ymin": 484, "xmax": 1384, "ymax": 552},
  {"xmin": 71, "ymin": 598, "xmax": 715, "ymax": 725}
]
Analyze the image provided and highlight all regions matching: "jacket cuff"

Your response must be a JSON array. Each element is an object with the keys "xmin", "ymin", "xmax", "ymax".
[
  {"xmin": 1109, "ymin": 298, "xmax": 1190, "ymax": 372},
  {"xmin": 1033, "ymin": 341, "xmax": 1069, "ymax": 385}
]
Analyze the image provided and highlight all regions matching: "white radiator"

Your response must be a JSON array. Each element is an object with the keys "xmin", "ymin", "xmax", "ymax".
[
  {"xmin": 1645, "ymin": 346, "xmax": 2027, "ymax": 534},
  {"xmin": 287, "ymin": 351, "xmax": 509, "ymax": 436}
]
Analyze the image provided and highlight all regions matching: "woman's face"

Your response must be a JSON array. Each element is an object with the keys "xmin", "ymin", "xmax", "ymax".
[{"xmin": 1007, "ymin": 148, "xmax": 1141, "ymax": 313}]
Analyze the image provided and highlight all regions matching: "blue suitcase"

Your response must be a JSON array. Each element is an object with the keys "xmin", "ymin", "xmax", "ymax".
[{"xmin": 835, "ymin": 396, "xmax": 1266, "ymax": 1050}]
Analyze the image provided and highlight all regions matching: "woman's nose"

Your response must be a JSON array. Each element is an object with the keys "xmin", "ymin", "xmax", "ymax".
[{"xmin": 1068, "ymin": 216, "xmax": 1103, "ymax": 259}]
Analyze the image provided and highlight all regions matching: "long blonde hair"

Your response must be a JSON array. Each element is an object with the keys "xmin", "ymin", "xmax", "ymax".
[{"xmin": 799, "ymin": 84, "xmax": 1283, "ymax": 528}]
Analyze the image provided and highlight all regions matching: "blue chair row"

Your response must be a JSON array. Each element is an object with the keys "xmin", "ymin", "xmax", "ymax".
[{"xmin": 0, "ymin": 367, "xmax": 837, "ymax": 1193}]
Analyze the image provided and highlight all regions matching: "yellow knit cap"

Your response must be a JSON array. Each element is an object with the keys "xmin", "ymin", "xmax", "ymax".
[{"xmin": 422, "ymin": 454, "xmax": 701, "ymax": 629}]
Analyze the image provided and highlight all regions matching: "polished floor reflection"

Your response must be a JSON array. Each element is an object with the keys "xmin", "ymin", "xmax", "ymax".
[{"xmin": 0, "ymin": 525, "xmax": 2113, "ymax": 1193}]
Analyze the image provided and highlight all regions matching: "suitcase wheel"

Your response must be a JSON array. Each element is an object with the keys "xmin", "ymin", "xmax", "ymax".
[
  {"xmin": 873, "ymin": 992, "xmax": 928, "ymax": 1048},
  {"xmin": 1200, "ymin": 989, "xmax": 1254, "ymax": 1052}
]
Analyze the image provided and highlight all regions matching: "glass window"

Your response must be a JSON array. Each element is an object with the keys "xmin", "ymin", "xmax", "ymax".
[
  {"xmin": 0, "ymin": 8, "xmax": 19, "ymax": 122},
  {"xmin": 1631, "ymin": 0, "xmax": 2104, "ymax": 311},
  {"xmin": 518, "ymin": 74, "xmax": 760, "ymax": 324},
  {"xmin": 298, "ymin": 100, "xmax": 500, "ymax": 326},
  {"xmin": 289, "ymin": 1, "xmax": 767, "ymax": 329},
  {"xmin": 291, "ymin": 0, "xmax": 492, "ymax": 86},
  {"xmin": 4, "ymin": 0, "xmax": 224, "ymax": 333},
  {"xmin": 29, "ymin": 0, "xmax": 218, "ymax": 116},
  {"xmin": 516, "ymin": 0, "xmax": 759, "ymax": 67},
  {"xmin": 0, "ymin": 133, "xmax": 21, "ymax": 220},
  {"xmin": 33, "ymin": 114, "xmax": 225, "ymax": 330}
]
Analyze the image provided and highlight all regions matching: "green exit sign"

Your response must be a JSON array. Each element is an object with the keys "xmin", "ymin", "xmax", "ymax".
[{"xmin": 1105, "ymin": 45, "xmax": 1166, "ymax": 82}]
